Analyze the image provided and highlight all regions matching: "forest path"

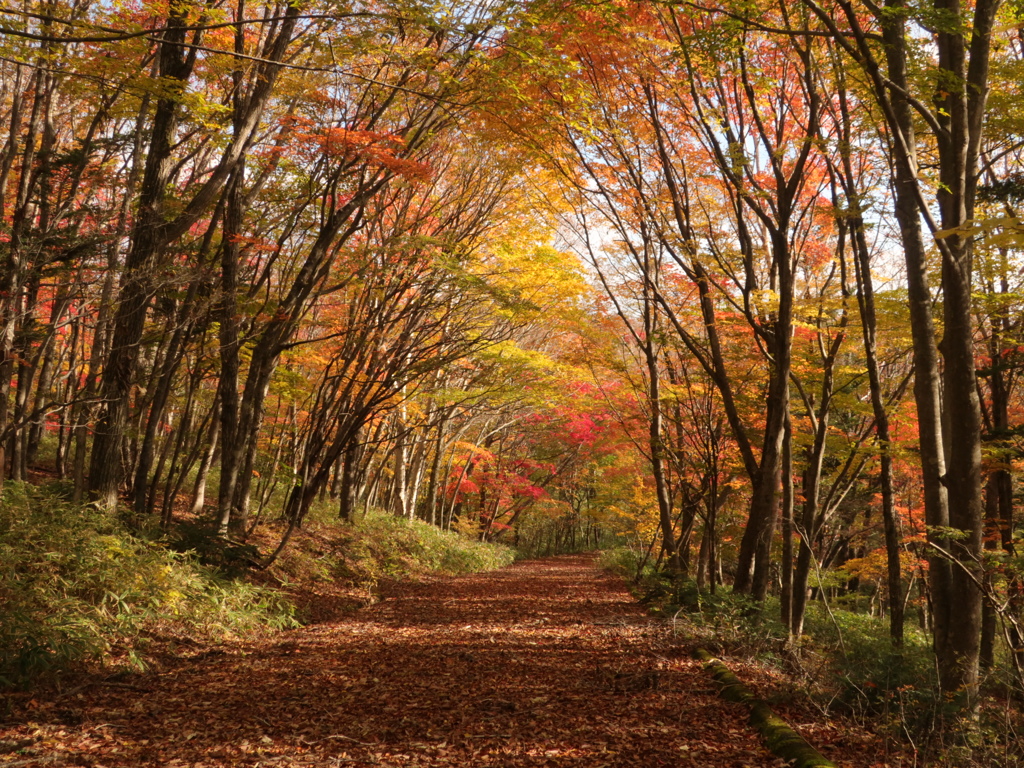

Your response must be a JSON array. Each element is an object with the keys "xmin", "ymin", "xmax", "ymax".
[{"xmin": 2, "ymin": 555, "xmax": 790, "ymax": 767}]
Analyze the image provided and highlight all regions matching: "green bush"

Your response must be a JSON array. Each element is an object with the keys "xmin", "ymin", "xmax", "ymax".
[
  {"xmin": 615, "ymin": 560, "xmax": 787, "ymax": 659},
  {"xmin": 169, "ymin": 520, "xmax": 262, "ymax": 574},
  {"xmin": 599, "ymin": 546, "xmax": 656, "ymax": 582},
  {"xmin": 269, "ymin": 509, "xmax": 515, "ymax": 600},
  {"xmin": 800, "ymin": 605, "xmax": 936, "ymax": 718},
  {"xmin": 342, "ymin": 513, "xmax": 515, "ymax": 584},
  {"xmin": 0, "ymin": 483, "xmax": 295, "ymax": 689}
]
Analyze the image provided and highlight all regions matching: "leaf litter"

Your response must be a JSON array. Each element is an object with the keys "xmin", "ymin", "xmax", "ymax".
[{"xmin": 0, "ymin": 555, "xmax": 858, "ymax": 767}]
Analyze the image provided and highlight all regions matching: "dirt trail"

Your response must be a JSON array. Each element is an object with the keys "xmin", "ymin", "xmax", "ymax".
[{"xmin": 2, "ymin": 556, "xmax": 793, "ymax": 767}]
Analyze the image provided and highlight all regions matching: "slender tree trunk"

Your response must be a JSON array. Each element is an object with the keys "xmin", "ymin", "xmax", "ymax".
[
  {"xmin": 641, "ymin": 257, "xmax": 679, "ymax": 574},
  {"xmin": 846, "ymin": 163, "xmax": 905, "ymax": 645},
  {"xmin": 879, "ymin": 5, "xmax": 954, "ymax": 678},
  {"xmin": 218, "ymin": 166, "xmax": 245, "ymax": 534},
  {"xmin": 780, "ymin": 413, "xmax": 794, "ymax": 634},
  {"xmin": 190, "ymin": 398, "xmax": 220, "ymax": 517},
  {"xmin": 134, "ymin": 284, "xmax": 199, "ymax": 515},
  {"xmin": 0, "ymin": 68, "xmax": 43, "ymax": 491}
]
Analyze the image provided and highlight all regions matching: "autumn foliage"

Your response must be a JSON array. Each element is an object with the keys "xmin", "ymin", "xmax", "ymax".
[{"xmin": 0, "ymin": 0, "xmax": 1023, "ymax": 762}]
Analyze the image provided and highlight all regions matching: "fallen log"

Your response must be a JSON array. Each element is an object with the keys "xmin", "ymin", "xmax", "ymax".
[{"xmin": 695, "ymin": 648, "xmax": 838, "ymax": 768}]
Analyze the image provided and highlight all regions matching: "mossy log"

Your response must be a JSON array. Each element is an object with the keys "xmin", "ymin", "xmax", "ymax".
[{"xmin": 694, "ymin": 648, "xmax": 838, "ymax": 768}]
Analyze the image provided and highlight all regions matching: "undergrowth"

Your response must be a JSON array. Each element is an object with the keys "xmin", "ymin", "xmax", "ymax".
[
  {"xmin": 602, "ymin": 548, "xmax": 1024, "ymax": 767},
  {"xmin": 599, "ymin": 546, "xmax": 657, "ymax": 584},
  {"xmin": 272, "ymin": 511, "xmax": 516, "ymax": 597},
  {"xmin": 0, "ymin": 482, "xmax": 295, "ymax": 690},
  {"xmin": 1, "ymin": 483, "xmax": 515, "ymax": 691}
]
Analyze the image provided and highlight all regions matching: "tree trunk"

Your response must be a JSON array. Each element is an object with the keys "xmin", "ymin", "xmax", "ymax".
[{"xmin": 641, "ymin": 259, "xmax": 679, "ymax": 574}]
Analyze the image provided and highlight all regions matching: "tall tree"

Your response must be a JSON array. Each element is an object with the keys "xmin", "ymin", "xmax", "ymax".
[
  {"xmin": 796, "ymin": 0, "xmax": 1002, "ymax": 702},
  {"xmin": 89, "ymin": 0, "xmax": 301, "ymax": 509}
]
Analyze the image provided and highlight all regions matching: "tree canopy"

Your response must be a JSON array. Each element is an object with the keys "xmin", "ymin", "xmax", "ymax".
[{"xmin": 1, "ymin": 0, "xmax": 1024, "ymax": 751}]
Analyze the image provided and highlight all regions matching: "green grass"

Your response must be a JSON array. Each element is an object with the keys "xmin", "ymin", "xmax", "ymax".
[
  {"xmin": 273, "ymin": 510, "xmax": 516, "ymax": 593},
  {"xmin": 1, "ymin": 482, "xmax": 514, "ymax": 691},
  {"xmin": 351, "ymin": 513, "xmax": 516, "ymax": 576},
  {"xmin": 0, "ymin": 482, "xmax": 295, "ymax": 689},
  {"xmin": 598, "ymin": 546, "xmax": 658, "ymax": 582}
]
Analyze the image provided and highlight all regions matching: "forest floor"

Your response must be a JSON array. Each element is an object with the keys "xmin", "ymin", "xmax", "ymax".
[{"xmin": 0, "ymin": 555, "xmax": 897, "ymax": 767}]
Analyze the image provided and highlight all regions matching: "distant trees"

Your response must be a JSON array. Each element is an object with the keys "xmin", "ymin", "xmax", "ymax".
[{"xmin": 521, "ymin": 5, "xmax": 852, "ymax": 601}]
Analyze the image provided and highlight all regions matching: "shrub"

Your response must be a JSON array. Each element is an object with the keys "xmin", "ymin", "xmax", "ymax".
[
  {"xmin": 268, "ymin": 509, "xmax": 516, "ymax": 598},
  {"xmin": 599, "ymin": 546, "xmax": 656, "ymax": 582},
  {"xmin": 800, "ymin": 604, "xmax": 934, "ymax": 709},
  {"xmin": 792, "ymin": 603, "xmax": 946, "ymax": 748},
  {"xmin": 0, "ymin": 483, "xmax": 295, "ymax": 689},
  {"xmin": 342, "ymin": 513, "xmax": 515, "ymax": 585},
  {"xmin": 604, "ymin": 555, "xmax": 787, "ymax": 659},
  {"xmin": 169, "ymin": 520, "xmax": 262, "ymax": 574}
]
